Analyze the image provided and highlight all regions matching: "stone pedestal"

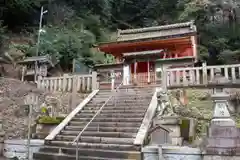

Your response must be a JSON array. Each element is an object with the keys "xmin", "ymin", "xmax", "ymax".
[
  {"xmin": 155, "ymin": 116, "xmax": 183, "ymax": 146},
  {"xmin": 206, "ymin": 92, "xmax": 238, "ymax": 155},
  {"xmin": 35, "ymin": 124, "xmax": 58, "ymax": 139},
  {"xmin": 189, "ymin": 118, "xmax": 197, "ymax": 141}
]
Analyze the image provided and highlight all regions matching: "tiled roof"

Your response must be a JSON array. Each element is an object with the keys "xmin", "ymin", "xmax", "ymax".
[
  {"xmin": 95, "ymin": 62, "xmax": 123, "ymax": 67},
  {"xmin": 117, "ymin": 21, "xmax": 196, "ymax": 42},
  {"xmin": 18, "ymin": 55, "xmax": 54, "ymax": 66},
  {"xmin": 123, "ymin": 50, "xmax": 164, "ymax": 57},
  {"xmin": 21, "ymin": 55, "xmax": 50, "ymax": 62},
  {"xmin": 119, "ymin": 21, "xmax": 195, "ymax": 34}
]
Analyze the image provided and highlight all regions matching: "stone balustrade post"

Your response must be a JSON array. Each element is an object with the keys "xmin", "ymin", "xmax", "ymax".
[{"xmin": 111, "ymin": 70, "xmax": 115, "ymax": 90}]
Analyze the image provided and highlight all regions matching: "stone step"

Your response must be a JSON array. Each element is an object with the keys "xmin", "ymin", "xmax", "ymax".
[
  {"xmin": 86, "ymin": 103, "xmax": 149, "ymax": 107},
  {"xmin": 94, "ymin": 91, "xmax": 151, "ymax": 95},
  {"xmin": 34, "ymin": 151, "xmax": 137, "ymax": 160},
  {"xmin": 55, "ymin": 135, "xmax": 134, "ymax": 144},
  {"xmin": 88, "ymin": 101, "xmax": 151, "ymax": 105},
  {"xmin": 120, "ymin": 85, "xmax": 157, "ymax": 89},
  {"xmin": 68, "ymin": 121, "xmax": 141, "ymax": 128},
  {"xmin": 83, "ymin": 105, "xmax": 149, "ymax": 110},
  {"xmin": 47, "ymin": 141, "xmax": 140, "ymax": 151},
  {"xmin": 38, "ymin": 146, "xmax": 140, "ymax": 159},
  {"xmin": 92, "ymin": 96, "xmax": 152, "ymax": 100},
  {"xmin": 95, "ymin": 95, "xmax": 152, "ymax": 99},
  {"xmin": 89, "ymin": 101, "xmax": 151, "ymax": 105},
  {"xmin": 96, "ymin": 91, "xmax": 153, "ymax": 96},
  {"xmin": 75, "ymin": 113, "xmax": 145, "ymax": 118},
  {"xmin": 94, "ymin": 95, "xmax": 152, "ymax": 99},
  {"xmin": 90, "ymin": 100, "xmax": 151, "ymax": 104},
  {"xmin": 82, "ymin": 105, "xmax": 148, "ymax": 111},
  {"xmin": 71, "ymin": 117, "xmax": 143, "ymax": 123},
  {"xmin": 60, "ymin": 131, "xmax": 137, "ymax": 138},
  {"xmin": 79, "ymin": 109, "xmax": 146, "ymax": 114},
  {"xmin": 64, "ymin": 126, "xmax": 139, "ymax": 133}
]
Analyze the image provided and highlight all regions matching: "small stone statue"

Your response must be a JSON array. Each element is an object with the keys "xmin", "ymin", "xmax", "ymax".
[{"xmin": 157, "ymin": 89, "xmax": 176, "ymax": 116}]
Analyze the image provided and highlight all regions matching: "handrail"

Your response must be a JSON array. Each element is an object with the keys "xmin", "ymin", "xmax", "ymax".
[{"xmin": 73, "ymin": 80, "xmax": 123, "ymax": 160}]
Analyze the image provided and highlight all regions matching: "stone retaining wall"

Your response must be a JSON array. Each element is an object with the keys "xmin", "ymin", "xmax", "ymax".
[{"xmin": 142, "ymin": 145, "xmax": 240, "ymax": 160}]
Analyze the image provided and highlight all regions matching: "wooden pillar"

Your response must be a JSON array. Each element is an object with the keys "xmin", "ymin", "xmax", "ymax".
[
  {"xmin": 111, "ymin": 70, "xmax": 115, "ymax": 90},
  {"xmin": 134, "ymin": 60, "xmax": 137, "ymax": 81},
  {"xmin": 191, "ymin": 36, "xmax": 197, "ymax": 62},
  {"xmin": 123, "ymin": 64, "xmax": 130, "ymax": 85},
  {"xmin": 162, "ymin": 65, "xmax": 168, "ymax": 91},
  {"xmin": 147, "ymin": 59, "xmax": 150, "ymax": 83}
]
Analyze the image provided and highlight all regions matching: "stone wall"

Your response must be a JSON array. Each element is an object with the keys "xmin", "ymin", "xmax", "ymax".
[{"xmin": 142, "ymin": 145, "xmax": 240, "ymax": 160}]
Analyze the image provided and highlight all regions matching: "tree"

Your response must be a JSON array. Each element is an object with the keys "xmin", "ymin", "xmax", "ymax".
[
  {"xmin": 2, "ymin": 0, "xmax": 240, "ymax": 67},
  {"xmin": 26, "ymin": 25, "xmax": 105, "ymax": 71}
]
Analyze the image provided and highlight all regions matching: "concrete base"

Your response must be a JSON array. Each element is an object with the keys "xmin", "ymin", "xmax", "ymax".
[
  {"xmin": 142, "ymin": 145, "xmax": 202, "ymax": 160},
  {"xmin": 210, "ymin": 118, "xmax": 236, "ymax": 127},
  {"xmin": 171, "ymin": 137, "xmax": 183, "ymax": 146},
  {"xmin": 142, "ymin": 145, "xmax": 240, "ymax": 160},
  {"xmin": 203, "ymin": 156, "xmax": 240, "ymax": 160},
  {"xmin": 0, "ymin": 132, "xmax": 4, "ymax": 156},
  {"xmin": 0, "ymin": 143, "xmax": 3, "ymax": 157}
]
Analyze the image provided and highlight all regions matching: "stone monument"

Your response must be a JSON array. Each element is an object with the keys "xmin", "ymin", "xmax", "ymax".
[{"xmin": 206, "ymin": 68, "xmax": 238, "ymax": 156}]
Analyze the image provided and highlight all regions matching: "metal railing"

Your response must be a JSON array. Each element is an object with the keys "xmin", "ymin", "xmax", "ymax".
[{"xmin": 73, "ymin": 80, "xmax": 123, "ymax": 160}]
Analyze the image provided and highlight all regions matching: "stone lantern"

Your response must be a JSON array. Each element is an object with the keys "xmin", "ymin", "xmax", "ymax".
[{"xmin": 206, "ymin": 68, "xmax": 238, "ymax": 156}]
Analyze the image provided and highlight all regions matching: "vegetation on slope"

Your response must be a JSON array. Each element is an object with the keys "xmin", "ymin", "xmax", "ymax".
[
  {"xmin": 172, "ymin": 89, "xmax": 240, "ymax": 138},
  {"xmin": 1, "ymin": 0, "xmax": 240, "ymax": 71}
]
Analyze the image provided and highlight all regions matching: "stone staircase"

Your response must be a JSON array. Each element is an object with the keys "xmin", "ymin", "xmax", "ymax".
[{"xmin": 33, "ymin": 87, "xmax": 157, "ymax": 160}]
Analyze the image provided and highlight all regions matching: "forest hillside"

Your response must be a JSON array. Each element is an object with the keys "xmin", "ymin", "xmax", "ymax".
[{"xmin": 0, "ymin": 0, "xmax": 240, "ymax": 71}]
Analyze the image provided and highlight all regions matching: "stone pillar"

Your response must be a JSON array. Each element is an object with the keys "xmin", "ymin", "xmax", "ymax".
[
  {"xmin": 123, "ymin": 64, "xmax": 130, "ymax": 85},
  {"xmin": 111, "ymin": 70, "xmax": 115, "ymax": 90},
  {"xmin": 161, "ymin": 65, "xmax": 168, "ymax": 91},
  {"xmin": 206, "ymin": 90, "xmax": 238, "ymax": 156},
  {"xmin": 0, "ymin": 120, "xmax": 5, "ymax": 156}
]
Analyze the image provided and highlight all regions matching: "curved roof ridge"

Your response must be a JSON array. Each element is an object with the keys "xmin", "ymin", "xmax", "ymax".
[{"xmin": 118, "ymin": 21, "xmax": 195, "ymax": 35}]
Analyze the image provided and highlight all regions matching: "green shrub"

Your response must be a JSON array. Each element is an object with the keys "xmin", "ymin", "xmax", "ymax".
[{"xmin": 37, "ymin": 116, "xmax": 64, "ymax": 125}]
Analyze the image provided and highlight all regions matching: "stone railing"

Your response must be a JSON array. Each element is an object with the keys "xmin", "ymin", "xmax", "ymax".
[
  {"xmin": 37, "ymin": 72, "xmax": 98, "ymax": 93},
  {"xmin": 166, "ymin": 63, "xmax": 240, "ymax": 88}
]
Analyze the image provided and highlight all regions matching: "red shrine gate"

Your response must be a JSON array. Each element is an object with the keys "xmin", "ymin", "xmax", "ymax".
[
  {"xmin": 130, "ymin": 61, "xmax": 156, "ymax": 85},
  {"xmin": 96, "ymin": 21, "xmax": 198, "ymax": 87}
]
